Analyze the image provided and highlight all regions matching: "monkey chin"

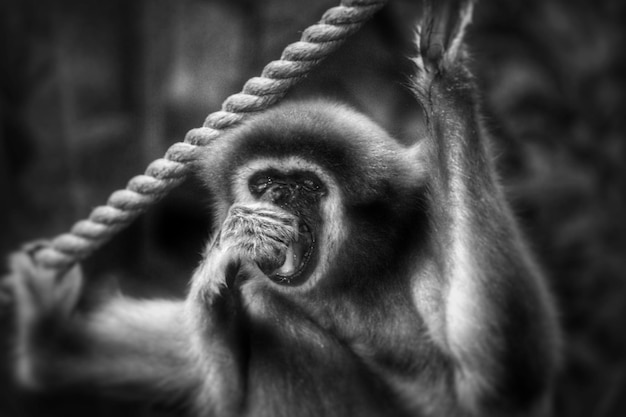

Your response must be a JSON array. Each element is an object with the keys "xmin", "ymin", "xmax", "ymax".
[{"xmin": 265, "ymin": 221, "xmax": 315, "ymax": 287}]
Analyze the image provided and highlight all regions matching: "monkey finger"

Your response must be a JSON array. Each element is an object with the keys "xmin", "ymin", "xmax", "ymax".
[{"xmin": 8, "ymin": 247, "xmax": 83, "ymax": 321}]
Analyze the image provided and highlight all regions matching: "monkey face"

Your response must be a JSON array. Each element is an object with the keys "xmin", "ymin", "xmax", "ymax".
[
  {"xmin": 246, "ymin": 169, "xmax": 325, "ymax": 285},
  {"xmin": 216, "ymin": 169, "xmax": 326, "ymax": 287},
  {"xmin": 195, "ymin": 100, "xmax": 425, "ymax": 290},
  {"xmin": 215, "ymin": 160, "xmax": 336, "ymax": 289}
]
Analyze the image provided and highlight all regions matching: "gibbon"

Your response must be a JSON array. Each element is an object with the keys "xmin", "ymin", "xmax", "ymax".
[{"xmin": 7, "ymin": 2, "xmax": 560, "ymax": 416}]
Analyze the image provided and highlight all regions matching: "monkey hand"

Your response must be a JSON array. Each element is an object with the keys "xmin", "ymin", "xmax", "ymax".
[
  {"xmin": 188, "ymin": 203, "xmax": 300, "ymax": 323},
  {"xmin": 6, "ymin": 242, "xmax": 84, "ymax": 389},
  {"xmin": 219, "ymin": 203, "xmax": 299, "ymax": 275},
  {"xmin": 8, "ymin": 241, "xmax": 83, "ymax": 331}
]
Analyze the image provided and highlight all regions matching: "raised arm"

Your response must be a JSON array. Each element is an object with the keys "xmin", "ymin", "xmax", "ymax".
[{"xmin": 410, "ymin": 1, "xmax": 561, "ymax": 414}]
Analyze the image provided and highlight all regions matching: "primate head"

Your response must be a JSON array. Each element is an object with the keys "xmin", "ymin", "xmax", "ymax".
[{"xmin": 194, "ymin": 100, "xmax": 427, "ymax": 292}]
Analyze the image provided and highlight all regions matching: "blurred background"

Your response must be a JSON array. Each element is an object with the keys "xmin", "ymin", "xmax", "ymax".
[{"xmin": 1, "ymin": 0, "xmax": 625, "ymax": 416}]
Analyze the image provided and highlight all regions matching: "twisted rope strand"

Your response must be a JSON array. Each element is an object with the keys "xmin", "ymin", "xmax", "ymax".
[{"xmin": 35, "ymin": 0, "xmax": 388, "ymax": 269}]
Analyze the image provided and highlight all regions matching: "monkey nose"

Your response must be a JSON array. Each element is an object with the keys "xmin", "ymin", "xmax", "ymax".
[{"xmin": 264, "ymin": 185, "xmax": 291, "ymax": 204}]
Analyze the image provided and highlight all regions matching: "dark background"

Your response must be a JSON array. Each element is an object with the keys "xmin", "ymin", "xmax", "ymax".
[{"xmin": 1, "ymin": 0, "xmax": 625, "ymax": 416}]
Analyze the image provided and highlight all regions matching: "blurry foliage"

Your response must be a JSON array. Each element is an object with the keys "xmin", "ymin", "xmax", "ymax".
[
  {"xmin": 0, "ymin": 0, "xmax": 625, "ymax": 416},
  {"xmin": 469, "ymin": 2, "xmax": 626, "ymax": 416}
]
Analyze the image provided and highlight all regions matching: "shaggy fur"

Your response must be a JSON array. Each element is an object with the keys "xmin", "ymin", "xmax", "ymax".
[{"xmin": 6, "ymin": 2, "xmax": 560, "ymax": 416}]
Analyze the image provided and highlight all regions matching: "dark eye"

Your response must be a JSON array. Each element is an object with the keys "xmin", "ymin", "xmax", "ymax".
[
  {"xmin": 250, "ymin": 175, "xmax": 272, "ymax": 195},
  {"xmin": 302, "ymin": 178, "xmax": 321, "ymax": 192}
]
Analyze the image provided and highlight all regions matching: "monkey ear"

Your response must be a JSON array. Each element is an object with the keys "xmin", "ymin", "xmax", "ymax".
[{"xmin": 414, "ymin": 0, "xmax": 474, "ymax": 74}]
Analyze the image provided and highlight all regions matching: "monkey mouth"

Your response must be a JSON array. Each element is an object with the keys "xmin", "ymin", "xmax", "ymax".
[{"xmin": 269, "ymin": 222, "xmax": 315, "ymax": 286}]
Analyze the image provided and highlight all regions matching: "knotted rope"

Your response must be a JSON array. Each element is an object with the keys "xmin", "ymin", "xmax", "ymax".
[{"xmin": 34, "ymin": 0, "xmax": 388, "ymax": 269}]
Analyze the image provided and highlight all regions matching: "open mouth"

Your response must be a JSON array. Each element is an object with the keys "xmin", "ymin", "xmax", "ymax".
[{"xmin": 268, "ymin": 222, "xmax": 314, "ymax": 286}]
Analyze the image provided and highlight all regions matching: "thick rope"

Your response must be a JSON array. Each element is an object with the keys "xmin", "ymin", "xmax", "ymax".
[{"xmin": 34, "ymin": 0, "xmax": 388, "ymax": 269}]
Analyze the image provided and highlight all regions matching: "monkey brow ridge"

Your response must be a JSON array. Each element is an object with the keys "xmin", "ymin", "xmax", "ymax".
[{"xmin": 30, "ymin": 0, "xmax": 389, "ymax": 270}]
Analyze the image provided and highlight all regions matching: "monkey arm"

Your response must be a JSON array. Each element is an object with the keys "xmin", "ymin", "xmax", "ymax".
[
  {"xmin": 410, "ymin": 1, "xmax": 561, "ymax": 414},
  {"xmin": 424, "ymin": 79, "xmax": 560, "ymax": 413},
  {"xmin": 184, "ymin": 247, "xmax": 248, "ymax": 415},
  {"xmin": 8, "ymin": 250, "xmax": 199, "ymax": 401},
  {"xmin": 77, "ymin": 297, "xmax": 198, "ymax": 398},
  {"xmin": 183, "ymin": 202, "xmax": 299, "ymax": 415}
]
